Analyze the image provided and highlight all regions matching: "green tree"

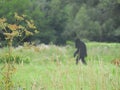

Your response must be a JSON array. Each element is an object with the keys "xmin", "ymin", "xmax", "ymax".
[{"xmin": 0, "ymin": 0, "xmax": 120, "ymax": 44}]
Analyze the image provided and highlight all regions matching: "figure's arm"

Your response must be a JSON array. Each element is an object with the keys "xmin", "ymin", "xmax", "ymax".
[{"xmin": 74, "ymin": 49, "xmax": 79, "ymax": 57}]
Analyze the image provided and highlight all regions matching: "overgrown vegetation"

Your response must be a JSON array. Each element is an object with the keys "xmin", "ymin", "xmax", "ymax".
[
  {"xmin": 0, "ymin": 13, "xmax": 37, "ymax": 89},
  {"xmin": 0, "ymin": 42, "xmax": 120, "ymax": 90},
  {"xmin": 0, "ymin": 54, "xmax": 31, "ymax": 64}
]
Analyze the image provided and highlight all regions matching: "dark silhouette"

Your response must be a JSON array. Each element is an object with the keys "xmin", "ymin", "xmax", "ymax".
[{"xmin": 74, "ymin": 38, "xmax": 87, "ymax": 65}]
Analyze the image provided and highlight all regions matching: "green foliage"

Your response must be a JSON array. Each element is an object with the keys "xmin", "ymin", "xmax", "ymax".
[
  {"xmin": 0, "ymin": 0, "xmax": 120, "ymax": 44},
  {"xmin": 0, "ymin": 54, "xmax": 31, "ymax": 64},
  {"xmin": 0, "ymin": 42, "xmax": 120, "ymax": 89},
  {"xmin": 66, "ymin": 40, "xmax": 74, "ymax": 46},
  {"xmin": 0, "ymin": 12, "xmax": 37, "ymax": 90}
]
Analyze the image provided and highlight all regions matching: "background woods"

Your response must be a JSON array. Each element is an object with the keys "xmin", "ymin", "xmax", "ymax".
[{"xmin": 0, "ymin": 0, "xmax": 120, "ymax": 45}]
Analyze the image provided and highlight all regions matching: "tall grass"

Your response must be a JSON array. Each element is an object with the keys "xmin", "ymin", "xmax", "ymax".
[{"xmin": 0, "ymin": 42, "xmax": 120, "ymax": 90}]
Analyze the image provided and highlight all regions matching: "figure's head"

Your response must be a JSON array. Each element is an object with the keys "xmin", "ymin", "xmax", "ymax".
[
  {"xmin": 72, "ymin": 32, "xmax": 77, "ymax": 38},
  {"xmin": 76, "ymin": 38, "xmax": 80, "ymax": 42},
  {"xmin": 75, "ymin": 38, "xmax": 80, "ymax": 48},
  {"xmin": 72, "ymin": 32, "xmax": 80, "ymax": 40}
]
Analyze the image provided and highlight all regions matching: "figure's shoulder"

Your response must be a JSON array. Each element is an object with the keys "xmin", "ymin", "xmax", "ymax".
[
  {"xmin": 80, "ymin": 40, "xmax": 84, "ymax": 44},
  {"xmin": 80, "ymin": 41, "xmax": 86, "ymax": 46}
]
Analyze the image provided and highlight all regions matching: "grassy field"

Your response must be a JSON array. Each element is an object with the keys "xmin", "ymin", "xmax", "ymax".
[{"xmin": 0, "ymin": 42, "xmax": 120, "ymax": 90}]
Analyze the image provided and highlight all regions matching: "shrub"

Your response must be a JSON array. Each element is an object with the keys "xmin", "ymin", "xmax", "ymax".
[
  {"xmin": 66, "ymin": 41, "xmax": 74, "ymax": 46},
  {"xmin": 0, "ymin": 54, "xmax": 31, "ymax": 64},
  {"xmin": 0, "ymin": 13, "xmax": 37, "ymax": 90}
]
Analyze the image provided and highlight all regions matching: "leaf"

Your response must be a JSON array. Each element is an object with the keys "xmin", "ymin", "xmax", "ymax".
[
  {"xmin": 4, "ymin": 33, "xmax": 13, "ymax": 40},
  {"xmin": 12, "ymin": 31, "xmax": 19, "ymax": 37},
  {"xmin": 14, "ymin": 12, "xmax": 24, "ymax": 21},
  {"xmin": 0, "ymin": 18, "xmax": 7, "ymax": 29},
  {"xmin": 34, "ymin": 30, "xmax": 39, "ymax": 34},
  {"xmin": 25, "ymin": 30, "xmax": 33, "ymax": 36},
  {"xmin": 0, "ymin": 23, "xmax": 7, "ymax": 29},
  {"xmin": 26, "ymin": 20, "xmax": 36, "ymax": 29},
  {"xmin": 18, "ymin": 25, "xmax": 25, "ymax": 29},
  {"xmin": 0, "ymin": 18, "xmax": 7, "ymax": 23},
  {"xmin": 22, "ymin": 14, "xmax": 27, "ymax": 18},
  {"xmin": 8, "ymin": 24, "xmax": 19, "ymax": 31}
]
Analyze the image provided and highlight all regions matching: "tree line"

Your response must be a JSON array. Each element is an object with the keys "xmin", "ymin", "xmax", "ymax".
[{"xmin": 0, "ymin": 0, "xmax": 120, "ymax": 46}]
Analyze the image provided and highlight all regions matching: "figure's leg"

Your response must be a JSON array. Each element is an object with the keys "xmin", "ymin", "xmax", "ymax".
[
  {"xmin": 81, "ymin": 57, "xmax": 87, "ymax": 65},
  {"xmin": 76, "ymin": 56, "xmax": 79, "ymax": 65}
]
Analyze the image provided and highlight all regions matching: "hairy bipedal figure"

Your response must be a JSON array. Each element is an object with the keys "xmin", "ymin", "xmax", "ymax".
[{"xmin": 74, "ymin": 38, "xmax": 87, "ymax": 65}]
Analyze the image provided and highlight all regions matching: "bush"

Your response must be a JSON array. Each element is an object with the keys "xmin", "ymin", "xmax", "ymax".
[
  {"xmin": 66, "ymin": 41, "xmax": 74, "ymax": 46},
  {"xmin": 0, "ymin": 54, "xmax": 31, "ymax": 64}
]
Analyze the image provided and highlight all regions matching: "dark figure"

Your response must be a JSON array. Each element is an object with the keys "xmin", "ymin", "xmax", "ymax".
[{"xmin": 74, "ymin": 38, "xmax": 87, "ymax": 65}]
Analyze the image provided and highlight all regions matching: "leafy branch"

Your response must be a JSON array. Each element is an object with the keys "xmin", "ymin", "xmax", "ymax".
[{"xmin": 0, "ymin": 12, "xmax": 38, "ymax": 90}]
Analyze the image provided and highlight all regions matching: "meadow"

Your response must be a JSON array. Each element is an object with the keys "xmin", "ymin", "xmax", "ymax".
[{"xmin": 0, "ymin": 42, "xmax": 120, "ymax": 90}]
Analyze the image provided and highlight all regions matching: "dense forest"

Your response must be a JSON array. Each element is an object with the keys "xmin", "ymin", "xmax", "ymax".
[{"xmin": 0, "ymin": 0, "xmax": 120, "ymax": 45}]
